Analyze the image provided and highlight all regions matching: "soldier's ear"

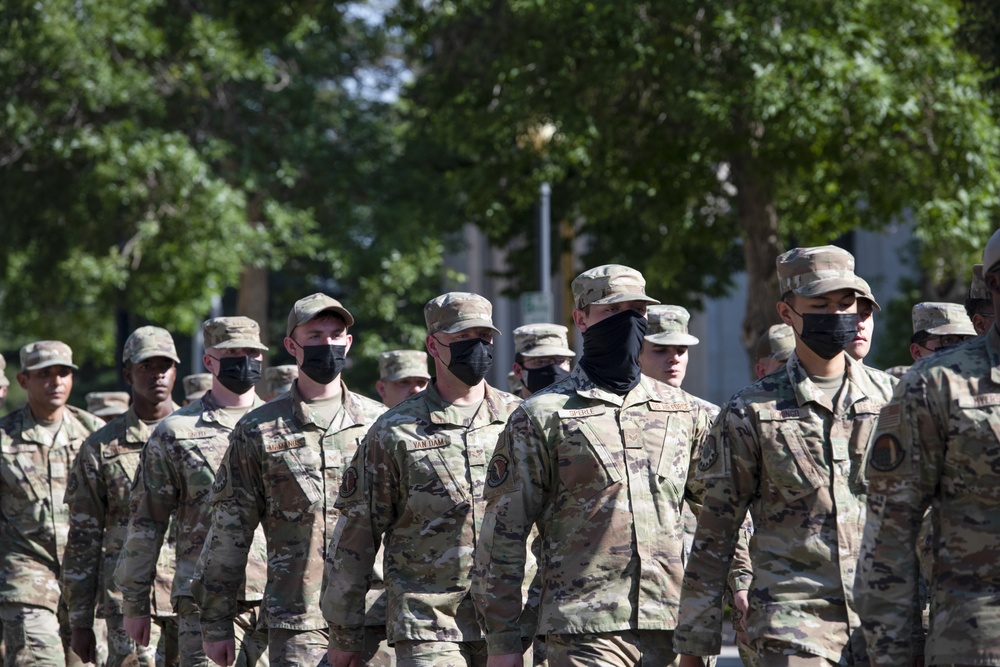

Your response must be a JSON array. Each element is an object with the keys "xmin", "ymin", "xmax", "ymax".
[
  {"xmin": 16, "ymin": 373, "xmax": 28, "ymax": 390},
  {"xmin": 985, "ymin": 270, "xmax": 1000, "ymax": 296}
]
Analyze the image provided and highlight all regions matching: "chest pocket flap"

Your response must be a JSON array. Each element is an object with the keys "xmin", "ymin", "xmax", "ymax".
[
  {"xmin": 556, "ymin": 406, "xmax": 623, "ymax": 501},
  {"xmin": 647, "ymin": 402, "xmax": 694, "ymax": 480},
  {"xmin": 265, "ymin": 433, "xmax": 323, "ymax": 506},
  {"xmin": 758, "ymin": 409, "xmax": 826, "ymax": 503},
  {"xmin": 405, "ymin": 437, "xmax": 469, "ymax": 521},
  {"xmin": 1, "ymin": 443, "xmax": 46, "ymax": 501}
]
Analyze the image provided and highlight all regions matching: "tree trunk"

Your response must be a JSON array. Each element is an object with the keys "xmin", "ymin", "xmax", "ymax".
[
  {"xmin": 730, "ymin": 152, "xmax": 783, "ymax": 375},
  {"xmin": 237, "ymin": 266, "xmax": 269, "ymax": 351}
]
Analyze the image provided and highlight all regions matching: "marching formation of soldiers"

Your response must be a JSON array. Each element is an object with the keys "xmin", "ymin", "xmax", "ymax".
[{"xmin": 2, "ymin": 231, "xmax": 1000, "ymax": 667}]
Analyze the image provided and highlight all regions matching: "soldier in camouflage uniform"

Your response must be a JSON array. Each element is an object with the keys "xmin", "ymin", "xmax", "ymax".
[
  {"xmin": 63, "ymin": 327, "xmax": 182, "ymax": 666},
  {"xmin": 965, "ymin": 264, "xmax": 993, "ymax": 336},
  {"xmin": 193, "ymin": 294, "xmax": 386, "ymax": 666},
  {"xmin": 85, "ymin": 392, "xmax": 131, "ymax": 423},
  {"xmin": 510, "ymin": 324, "xmax": 575, "ymax": 399},
  {"xmin": 675, "ymin": 246, "xmax": 897, "ymax": 667},
  {"xmin": 260, "ymin": 365, "xmax": 298, "ymax": 402},
  {"xmin": 755, "ymin": 324, "xmax": 795, "ymax": 380},
  {"xmin": 473, "ymin": 265, "xmax": 714, "ymax": 667},
  {"xmin": 376, "ymin": 350, "xmax": 430, "ymax": 408},
  {"xmin": 0, "ymin": 341, "xmax": 104, "ymax": 665},
  {"xmin": 116, "ymin": 318, "xmax": 270, "ymax": 667},
  {"xmin": 324, "ymin": 292, "xmax": 522, "ymax": 667},
  {"xmin": 857, "ymin": 229, "xmax": 1000, "ymax": 667},
  {"xmin": 909, "ymin": 302, "xmax": 975, "ymax": 362},
  {"xmin": 181, "ymin": 374, "xmax": 212, "ymax": 406}
]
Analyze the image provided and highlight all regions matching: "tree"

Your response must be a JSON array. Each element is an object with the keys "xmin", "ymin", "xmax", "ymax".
[{"xmin": 394, "ymin": 0, "xmax": 1000, "ymax": 357}]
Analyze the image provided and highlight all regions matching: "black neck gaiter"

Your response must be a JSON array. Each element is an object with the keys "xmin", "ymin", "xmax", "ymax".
[{"xmin": 579, "ymin": 309, "xmax": 648, "ymax": 394}]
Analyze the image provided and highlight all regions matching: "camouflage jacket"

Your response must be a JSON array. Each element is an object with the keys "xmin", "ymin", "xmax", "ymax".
[
  {"xmin": 675, "ymin": 352, "xmax": 896, "ymax": 663},
  {"xmin": 858, "ymin": 328, "xmax": 1000, "ymax": 666},
  {"xmin": 472, "ymin": 366, "xmax": 713, "ymax": 655},
  {"xmin": 0, "ymin": 405, "xmax": 103, "ymax": 612},
  {"xmin": 115, "ymin": 392, "xmax": 267, "ymax": 617},
  {"xmin": 323, "ymin": 381, "xmax": 520, "ymax": 652},
  {"xmin": 62, "ymin": 404, "xmax": 179, "ymax": 628},
  {"xmin": 193, "ymin": 381, "xmax": 386, "ymax": 641}
]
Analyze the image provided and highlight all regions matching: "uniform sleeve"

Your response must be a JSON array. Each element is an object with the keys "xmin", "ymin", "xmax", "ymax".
[
  {"xmin": 857, "ymin": 373, "xmax": 940, "ymax": 666},
  {"xmin": 62, "ymin": 438, "xmax": 107, "ymax": 629},
  {"xmin": 323, "ymin": 425, "xmax": 398, "ymax": 652},
  {"xmin": 115, "ymin": 429, "xmax": 179, "ymax": 617},
  {"xmin": 192, "ymin": 425, "xmax": 265, "ymax": 643},
  {"xmin": 674, "ymin": 402, "xmax": 758, "ymax": 656},
  {"xmin": 473, "ymin": 406, "xmax": 551, "ymax": 656}
]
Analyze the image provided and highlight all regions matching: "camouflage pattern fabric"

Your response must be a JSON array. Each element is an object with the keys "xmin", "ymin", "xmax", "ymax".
[
  {"xmin": 115, "ymin": 392, "xmax": 268, "ymax": 617},
  {"xmin": 63, "ymin": 403, "xmax": 179, "ymax": 629},
  {"xmin": 472, "ymin": 366, "xmax": 714, "ymax": 655},
  {"xmin": 193, "ymin": 381, "xmax": 386, "ymax": 642},
  {"xmin": 0, "ymin": 405, "xmax": 103, "ymax": 613},
  {"xmin": 323, "ymin": 381, "xmax": 521, "ymax": 652},
  {"xmin": 674, "ymin": 352, "xmax": 896, "ymax": 663},
  {"xmin": 857, "ymin": 328, "xmax": 1000, "ymax": 666}
]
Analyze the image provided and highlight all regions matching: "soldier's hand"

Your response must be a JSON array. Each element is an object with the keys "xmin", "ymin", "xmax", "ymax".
[
  {"xmin": 486, "ymin": 653, "xmax": 522, "ymax": 667},
  {"xmin": 204, "ymin": 639, "xmax": 236, "ymax": 666},
  {"xmin": 679, "ymin": 656, "xmax": 706, "ymax": 667},
  {"xmin": 70, "ymin": 627, "xmax": 97, "ymax": 663},
  {"xmin": 327, "ymin": 648, "xmax": 361, "ymax": 667},
  {"xmin": 734, "ymin": 589, "xmax": 750, "ymax": 644},
  {"xmin": 123, "ymin": 615, "xmax": 151, "ymax": 646}
]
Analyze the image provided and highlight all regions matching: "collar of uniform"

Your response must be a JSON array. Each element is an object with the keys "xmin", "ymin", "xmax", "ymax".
[
  {"xmin": 290, "ymin": 379, "xmax": 360, "ymax": 431},
  {"xmin": 200, "ymin": 391, "xmax": 261, "ymax": 429},
  {"xmin": 425, "ymin": 379, "xmax": 508, "ymax": 426},
  {"xmin": 988, "ymin": 326, "xmax": 1000, "ymax": 385},
  {"xmin": 571, "ymin": 365, "xmax": 626, "ymax": 407},
  {"xmin": 19, "ymin": 405, "xmax": 84, "ymax": 447},
  {"xmin": 124, "ymin": 402, "xmax": 180, "ymax": 445},
  {"xmin": 786, "ymin": 351, "xmax": 877, "ymax": 415}
]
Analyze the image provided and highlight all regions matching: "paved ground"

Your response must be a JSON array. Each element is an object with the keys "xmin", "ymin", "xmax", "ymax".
[{"xmin": 716, "ymin": 644, "xmax": 743, "ymax": 666}]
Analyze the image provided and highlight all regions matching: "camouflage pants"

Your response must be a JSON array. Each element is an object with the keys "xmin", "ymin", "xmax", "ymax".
[
  {"xmin": 0, "ymin": 602, "xmax": 67, "ymax": 666},
  {"xmin": 105, "ymin": 613, "xmax": 158, "ymax": 667},
  {"xmin": 175, "ymin": 598, "xmax": 268, "ymax": 667},
  {"xmin": 154, "ymin": 616, "xmax": 180, "ymax": 667},
  {"xmin": 266, "ymin": 628, "xmax": 326, "ymax": 666},
  {"xmin": 363, "ymin": 625, "xmax": 394, "ymax": 666},
  {"xmin": 756, "ymin": 646, "xmax": 843, "ymax": 667},
  {"xmin": 546, "ymin": 630, "xmax": 676, "ymax": 667},
  {"xmin": 393, "ymin": 640, "xmax": 488, "ymax": 667}
]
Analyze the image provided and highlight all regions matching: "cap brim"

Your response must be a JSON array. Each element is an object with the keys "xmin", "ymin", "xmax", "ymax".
[
  {"xmin": 924, "ymin": 324, "xmax": 977, "ymax": 336},
  {"xmin": 772, "ymin": 349, "xmax": 794, "ymax": 362},
  {"xmin": 211, "ymin": 340, "xmax": 268, "ymax": 351},
  {"xmin": 521, "ymin": 345, "xmax": 576, "ymax": 358},
  {"xmin": 186, "ymin": 390, "xmax": 209, "ymax": 400},
  {"xmin": 590, "ymin": 293, "xmax": 660, "ymax": 306},
  {"xmin": 382, "ymin": 371, "xmax": 432, "ymax": 382},
  {"xmin": 438, "ymin": 319, "xmax": 502, "ymax": 335},
  {"xmin": 860, "ymin": 296, "xmax": 882, "ymax": 311},
  {"xmin": 792, "ymin": 278, "xmax": 865, "ymax": 298},
  {"xmin": 92, "ymin": 407, "xmax": 127, "ymax": 417},
  {"xmin": 288, "ymin": 306, "xmax": 355, "ymax": 337},
  {"xmin": 23, "ymin": 360, "xmax": 79, "ymax": 372},
  {"xmin": 644, "ymin": 332, "xmax": 700, "ymax": 346},
  {"xmin": 131, "ymin": 351, "xmax": 181, "ymax": 364}
]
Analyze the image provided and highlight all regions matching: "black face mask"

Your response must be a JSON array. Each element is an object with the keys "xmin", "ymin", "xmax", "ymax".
[
  {"xmin": 213, "ymin": 356, "xmax": 262, "ymax": 395},
  {"xmin": 524, "ymin": 364, "xmax": 570, "ymax": 394},
  {"xmin": 790, "ymin": 308, "xmax": 858, "ymax": 360},
  {"xmin": 442, "ymin": 338, "xmax": 494, "ymax": 386},
  {"xmin": 298, "ymin": 344, "xmax": 347, "ymax": 384},
  {"xmin": 579, "ymin": 309, "xmax": 648, "ymax": 394}
]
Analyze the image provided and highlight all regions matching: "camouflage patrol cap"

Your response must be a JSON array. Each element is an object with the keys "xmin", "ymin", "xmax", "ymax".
[
  {"xmin": 86, "ymin": 391, "xmax": 130, "ymax": 418},
  {"xmin": 971, "ymin": 264, "xmax": 989, "ymax": 300},
  {"xmin": 264, "ymin": 364, "xmax": 298, "ymax": 396},
  {"xmin": 911, "ymin": 302, "xmax": 976, "ymax": 336},
  {"xmin": 286, "ymin": 293, "xmax": 354, "ymax": 338},
  {"xmin": 203, "ymin": 317, "xmax": 267, "ymax": 351},
  {"xmin": 378, "ymin": 350, "xmax": 431, "ymax": 382},
  {"xmin": 854, "ymin": 276, "xmax": 882, "ymax": 311},
  {"xmin": 983, "ymin": 228, "xmax": 1000, "ymax": 273},
  {"xmin": 754, "ymin": 324, "xmax": 795, "ymax": 362},
  {"xmin": 182, "ymin": 373, "xmax": 212, "ymax": 400},
  {"xmin": 0, "ymin": 353, "xmax": 7, "ymax": 387},
  {"xmin": 424, "ymin": 292, "xmax": 500, "ymax": 335},
  {"xmin": 572, "ymin": 264, "xmax": 660, "ymax": 309},
  {"xmin": 644, "ymin": 305, "xmax": 700, "ymax": 346},
  {"xmin": 776, "ymin": 246, "xmax": 864, "ymax": 298},
  {"xmin": 513, "ymin": 324, "xmax": 575, "ymax": 358},
  {"xmin": 20, "ymin": 340, "xmax": 78, "ymax": 372},
  {"xmin": 123, "ymin": 326, "xmax": 180, "ymax": 364},
  {"xmin": 507, "ymin": 370, "xmax": 524, "ymax": 394}
]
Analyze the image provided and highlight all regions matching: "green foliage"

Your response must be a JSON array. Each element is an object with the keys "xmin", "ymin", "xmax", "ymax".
[{"xmin": 394, "ymin": 0, "xmax": 1000, "ymax": 307}]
